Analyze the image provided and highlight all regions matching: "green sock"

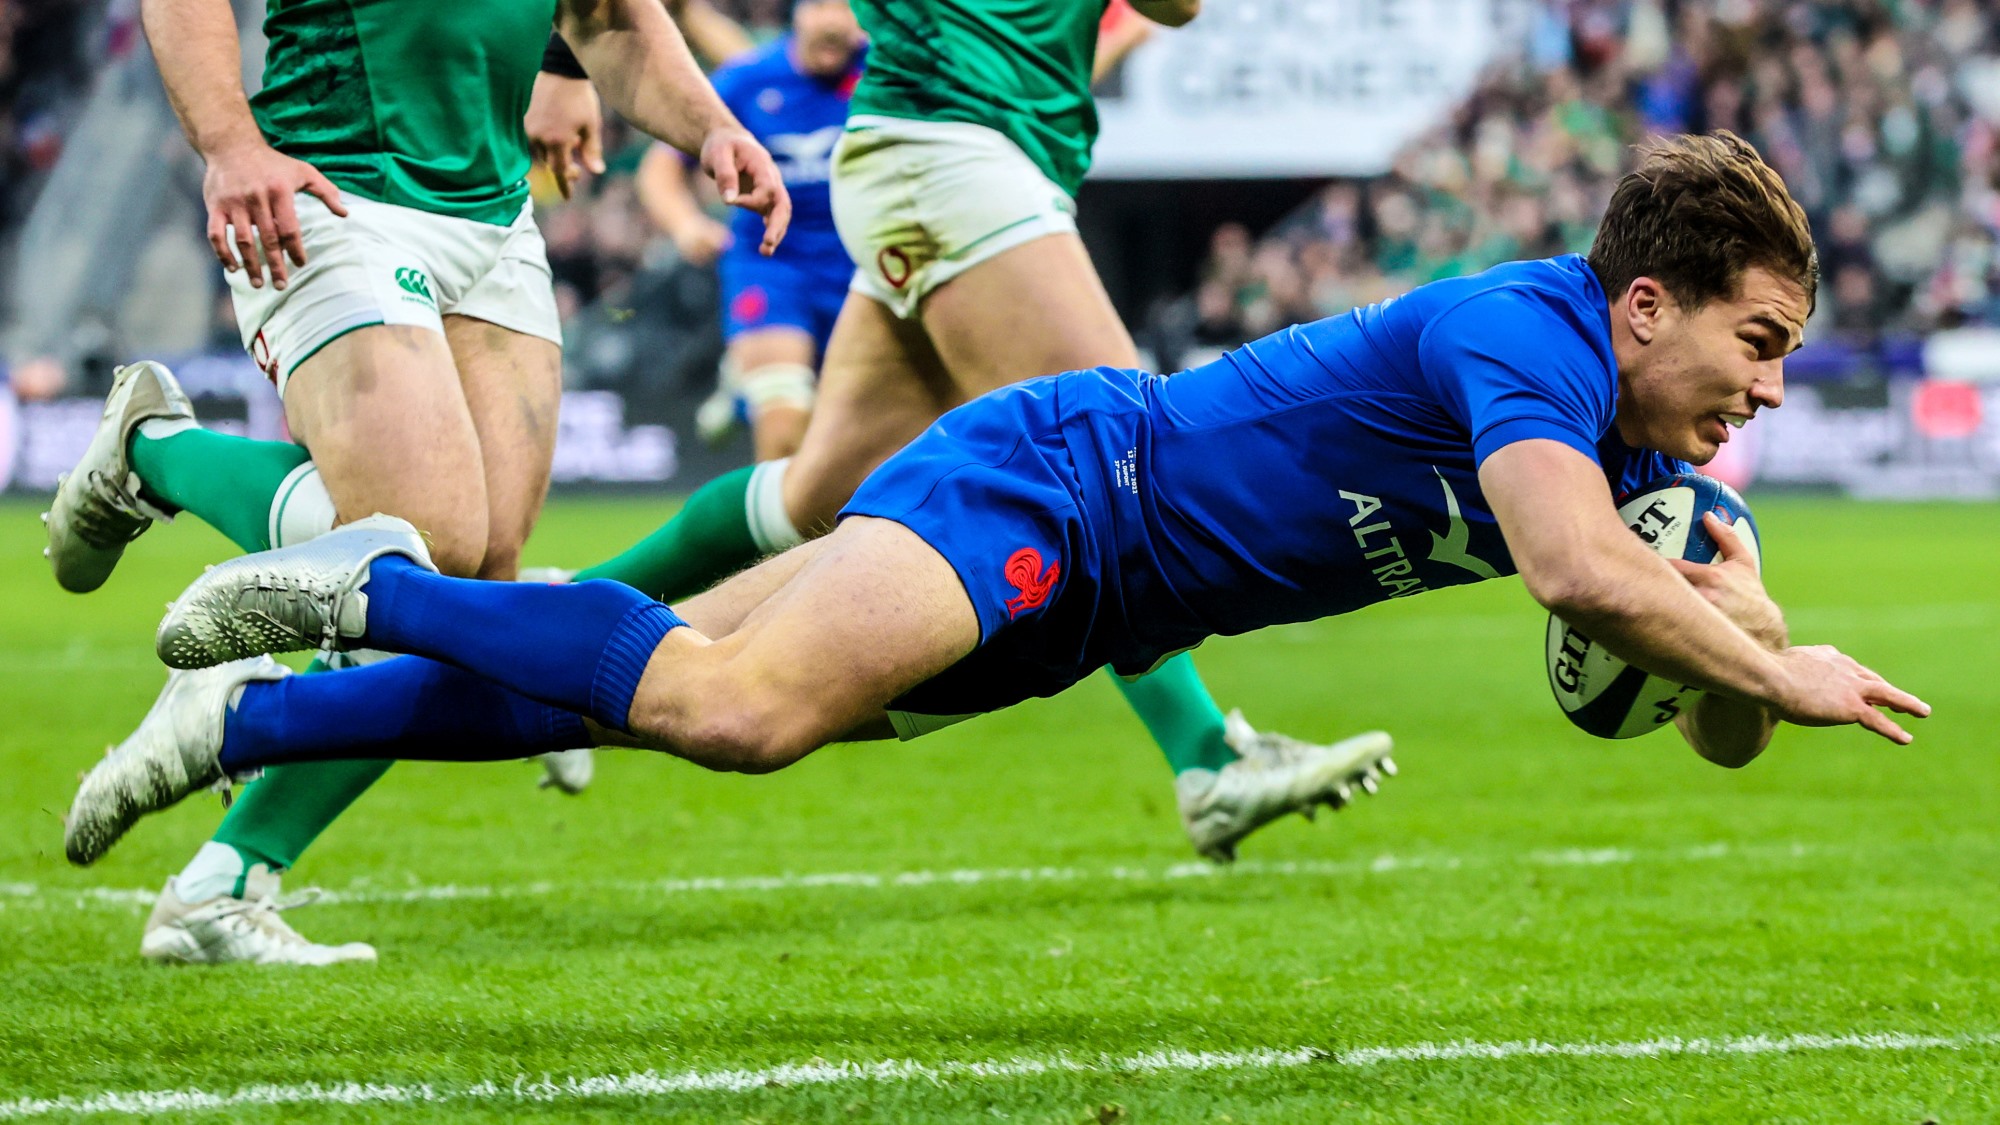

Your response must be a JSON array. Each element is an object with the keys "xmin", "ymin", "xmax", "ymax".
[
  {"xmin": 129, "ymin": 425, "xmax": 311, "ymax": 553},
  {"xmin": 210, "ymin": 656, "xmax": 394, "ymax": 879},
  {"xmin": 1109, "ymin": 652, "xmax": 1236, "ymax": 775},
  {"xmin": 573, "ymin": 464, "xmax": 763, "ymax": 601}
]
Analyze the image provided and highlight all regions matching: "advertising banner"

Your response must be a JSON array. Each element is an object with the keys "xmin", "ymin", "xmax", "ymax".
[{"xmin": 1092, "ymin": 0, "xmax": 1518, "ymax": 179}]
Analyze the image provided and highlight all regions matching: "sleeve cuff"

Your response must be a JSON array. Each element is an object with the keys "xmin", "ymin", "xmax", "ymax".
[
  {"xmin": 542, "ymin": 32, "xmax": 588, "ymax": 78},
  {"xmin": 1473, "ymin": 417, "xmax": 1601, "ymax": 467}
]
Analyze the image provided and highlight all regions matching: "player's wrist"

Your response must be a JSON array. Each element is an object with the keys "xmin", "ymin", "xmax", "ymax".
[
  {"xmin": 1762, "ymin": 648, "xmax": 1818, "ymax": 717},
  {"xmin": 1754, "ymin": 616, "xmax": 1789, "ymax": 652},
  {"xmin": 197, "ymin": 129, "xmax": 276, "ymax": 164}
]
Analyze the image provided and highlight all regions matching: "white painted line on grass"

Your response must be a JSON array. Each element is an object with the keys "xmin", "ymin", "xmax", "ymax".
[
  {"xmin": 0, "ymin": 841, "xmax": 1815, "ymax": 913},
  {"xmin": 2, "ymin": 1030, "xmax": 1993, "ymax": 1119}
]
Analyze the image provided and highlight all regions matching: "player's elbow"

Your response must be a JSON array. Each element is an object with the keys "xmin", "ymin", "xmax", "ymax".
[
  {"xmin": 1520, "ymin": 561, "xmax": 1624, "ymax": 623},
  {"xmin": 1691, "ymin": 728, "xmax": 1768, "ymax": 769},
  {"xmin": 1699, "ymin": 743, "xmax": 1762, "ymax": 769},
  {"xmin": 1680, "ymin": 702, "xmax": 1773, "ymax": 769}
]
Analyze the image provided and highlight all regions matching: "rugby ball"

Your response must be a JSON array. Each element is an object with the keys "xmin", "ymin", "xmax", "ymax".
[{"xmin": 1545, "ymin": 474, "xmax": 1761, "ymax": 739}]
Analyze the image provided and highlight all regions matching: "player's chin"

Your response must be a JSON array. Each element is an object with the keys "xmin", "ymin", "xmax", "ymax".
[
  {"xmin": 1673, "ymin": 418, "xmax": 1730, "ymax": 464},
  {"xmin": 1663, "ymin": 432, "xmax": 1721, "ymax": 465}
]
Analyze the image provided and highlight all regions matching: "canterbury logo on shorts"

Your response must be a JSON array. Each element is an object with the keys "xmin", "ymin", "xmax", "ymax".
[
  {"xmin": 876, "ymin": 246, "xmax": 915, "ymax": 290},
  {"xmin": 1003, "ymin": 547, "xmax": 1060, "ymax": 619},
  {"xmin": 394, "ymin": 267, "xmax": 435, "ymax": 306}
]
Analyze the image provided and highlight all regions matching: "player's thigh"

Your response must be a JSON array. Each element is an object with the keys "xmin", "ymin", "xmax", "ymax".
[
  {"xmin": 781, "ymin": 291, "xmax": 954, "ymax": 534},
  {"xmin": 627, "ymin": 516, "xmax": 978, "ymax": 766},
  {"xmin": 751, "ymin": 403, "xmax": 810, "ymax": 462},
  {"xmin": 674, "ymin": 536, "xmax": 825, "ymax": 637},
  {"xmin": 282, "ymin": 324, "xmax": 489, "ymax": 577},
  {"xmin": 442, "ymin": 314, "xmax": 562, "ymax": 580},
  {"xmin": 919, "ymin": 231, "xmax": 1138, "ymax": 398}
]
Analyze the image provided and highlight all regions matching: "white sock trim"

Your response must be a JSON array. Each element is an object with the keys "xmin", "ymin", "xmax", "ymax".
[
  {"xmin": 135, "ymin": 416, "xmax": 198, "ymax": 442},
  {"xmin": 745, "ymin": 458, "xmax": 803, "ymax": 553},
  {"xmin": 174, "ymin": 841, "xmax": 250, "ymax": 904},
  {"xmin": 736, "ymin": 363, "xmax": 817, "ymax": 412},
  {"xmin": 268, "ymin": 461, "xmax": 336, "ymax": 549}
]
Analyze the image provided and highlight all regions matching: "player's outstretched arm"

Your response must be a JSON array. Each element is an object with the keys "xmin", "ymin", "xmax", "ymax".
[
  {"xmin": 634, "ymin": 144, "xmax": 731, "ymax": 266},
  {"xmin": 1483, "ymin": 439, "xmax": 1930, "ymax": 753},
  {"xmin": 559, "ymin": 0, "xmax": 790, "ymax": 254},
  {"xmin": 141, "ymin": 0, "xmax": 348, "ymax": 290},
  {"xmin": 668, "ymin": 0, "xmax": 756, "ymax": 68}
]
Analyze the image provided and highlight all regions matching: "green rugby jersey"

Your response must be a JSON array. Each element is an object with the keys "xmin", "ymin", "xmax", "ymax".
[
  {"xmin": 250, "ymin": 0, "xmax": 558, "ymax": 225},
  {"xmin": 849, "ymin": 0, "xmax": 1107, "ymax": 197}
]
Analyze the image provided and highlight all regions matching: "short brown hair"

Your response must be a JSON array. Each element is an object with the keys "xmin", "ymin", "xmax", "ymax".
[{"xmin": 1588, "ymin": 131, "xmax": 1818, "ymax": 311}]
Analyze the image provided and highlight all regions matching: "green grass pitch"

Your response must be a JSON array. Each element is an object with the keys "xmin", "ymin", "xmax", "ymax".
[{"xmin": 1, "ymin": 494, "xmax": 1996, "ymax": 1122}]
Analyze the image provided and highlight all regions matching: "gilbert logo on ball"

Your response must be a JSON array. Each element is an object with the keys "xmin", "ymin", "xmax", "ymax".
[{"xmin": 1545, "ymin": 474, "xmax": 1761, "ymax": 739}]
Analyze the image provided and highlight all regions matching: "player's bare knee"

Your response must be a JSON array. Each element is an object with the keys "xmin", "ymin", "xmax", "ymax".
[
  {"xmin": 694, "ymin": 704, "xmax": 817, "ymax": 774},
  {"xmin": 643, "ymin": 690, "xmax": 817, "ymax": 774}
]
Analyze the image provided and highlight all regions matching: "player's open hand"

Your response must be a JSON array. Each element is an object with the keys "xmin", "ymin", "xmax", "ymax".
[
  {"xmin": 203, "ymin": 141, "xmax": 348, "ymax": 291},
  {"xmin": 526, "ymin": 73, "xmax": 606, "ymax": 200},
  {"xmin": 1671, "ymin": 512, "xmax": 1786, "ymax": 650},
  {"xmin": 1770, "ymin": 644, "xmax": 1930, "ymax": 745},
  {"xmin": 699, "ymin": 126, "xmax": 790, "ymax": 256}
]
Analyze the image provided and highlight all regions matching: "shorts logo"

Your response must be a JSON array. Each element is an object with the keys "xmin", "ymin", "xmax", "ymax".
[
  {"xmin": 250, "ymin": 330, "xmax": 279, "ymax": 384},
  {"xmin": 1003, "ymin": 547, "xmax": 1060, "ymax": 619},
  {"xmin": 394, "ymin": 267, "xmax": 435, "ymax": 307},
  {"xmin": 731, "ymin": 285, "xmax": 769, "ymax": 325},
  {"xmin": 876, "ymin": 246, "xmax": 914, "ymax": 290}
]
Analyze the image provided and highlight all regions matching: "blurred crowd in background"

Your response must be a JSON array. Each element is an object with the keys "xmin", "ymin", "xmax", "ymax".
[
  {"xmin": 5, "ymin": 0, "xmax": 2000, "ymax": 398},
  {"xmin": 0, "ymin": 0, "xmax": 104, "ymax": 230},
  {"xmin": 522, "ymin": 0, "xmax": 2000, "ymax": 378},
  {"xmin": 1155, "ymin": 0, "xmax": 2000, "ymax": 366}
]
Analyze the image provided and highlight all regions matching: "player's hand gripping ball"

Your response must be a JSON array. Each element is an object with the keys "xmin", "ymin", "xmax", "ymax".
[{"xmin": 1546, "ymin": 474, "xmax": 1762, "ymax": 738}]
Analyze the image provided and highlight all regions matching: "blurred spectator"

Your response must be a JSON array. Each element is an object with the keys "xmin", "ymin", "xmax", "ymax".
[
  {"xmin": 1, "ymin": 0, "xmax": 98, "ymax": 225},
  {"xmin": 1154, "ymin": 0, "xmax": 2000, "ymax": 368}
]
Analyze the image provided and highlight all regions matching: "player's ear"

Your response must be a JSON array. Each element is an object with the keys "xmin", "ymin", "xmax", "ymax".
[{"xmin": 1623, "ymin": 277, "xmax": 1666, "ymax": 345}]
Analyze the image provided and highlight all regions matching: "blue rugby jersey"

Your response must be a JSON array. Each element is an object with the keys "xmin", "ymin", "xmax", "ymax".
[
  {"xmin": 1061, "ymin": 254, "xmax": 1693, "ymax": 671},
  {"xmin": 707, "ymin": 36, "xmax": 861, "ymax": 266}
]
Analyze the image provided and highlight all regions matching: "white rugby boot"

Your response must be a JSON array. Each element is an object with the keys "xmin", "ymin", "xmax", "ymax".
[
  {"xmin": 65, "ymin": 657, "xmax": 292, "ymax": 866},
  {"xmin": 1176, "ymin": 710, "xmax": 1396, "ymax": 864},
  {"xmin": 536, "ymin": 747, "xmax": 595, "ymax": 794},
  {"xmin": 140, "ymin": 869, "xmax": 376, "ymax": 966},
  {"xmin": 514, "ymin": 567, "xmax": 595, "ymax": 794},
  {"xmin": 694, "ymin": 381, "xmax": 743, "ymax": 446},
  {"xmin": 155, "ymin": 513, "xmax": 436, "ymax": 669},
  {"xmin": 43, "ymin": 360, "xmax": 194, "ymax": 593}
]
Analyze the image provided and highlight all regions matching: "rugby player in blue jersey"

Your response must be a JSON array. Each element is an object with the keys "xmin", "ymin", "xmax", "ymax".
[
  {"xmin": 66, "ymin": 133, "xmax": 1931, "ymax": 866},
  {"xmin": 634, "ymin": 0, "xmax": 866, "ymax": 460}
]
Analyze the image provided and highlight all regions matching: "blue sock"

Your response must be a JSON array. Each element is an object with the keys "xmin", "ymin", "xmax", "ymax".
[
  {"xmin": 219, "ymin": 657, "xmax": 590, "ymax": 773},
  {"xmin": 359, "ymin": 556, "xmax": 682, "ymax": 731}
]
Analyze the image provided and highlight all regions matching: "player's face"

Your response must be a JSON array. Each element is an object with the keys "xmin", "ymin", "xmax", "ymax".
[
  {"xmin": 1615, "ymin": 266, "xmax": 1808, "ymax": 464},
  {"xmin": 795, "ymin": 0, "xmax": 864, "ymax": 77}
]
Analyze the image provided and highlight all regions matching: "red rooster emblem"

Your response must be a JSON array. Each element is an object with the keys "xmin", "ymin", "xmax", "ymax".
[{"xmin": 1003, "ymin": 547, "xmax": 1060, "ymax": 619}]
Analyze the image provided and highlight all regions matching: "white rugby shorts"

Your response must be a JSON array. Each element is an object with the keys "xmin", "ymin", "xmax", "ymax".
[
  {"xmin": 226, "ymin": 193, "xmax": 562, "ymax": 396},
  {"xmin": 832, "ymin": 115, "xmax": 1079, "ymax": 319}
]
